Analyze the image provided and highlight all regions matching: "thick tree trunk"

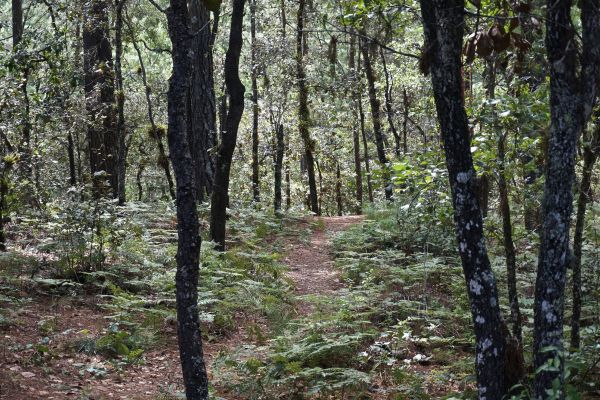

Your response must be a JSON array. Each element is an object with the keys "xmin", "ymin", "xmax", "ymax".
[
  {"xmin": 420, "ymin": 2, "xmax": 506, "ymax": 398},
  {"xmin": 209, "ymin": 0, "xmax": 246, "ymax": 251},
  {"xmin": 250, "ymin": 0, "xmax": 260, "ymax": 203},
  {"xmin": 359, "ymin": 33, "xmax": 392, "ymax": 201},
  {"xmin": 296, "ymin": 0, "xmax": 319, "ymax": 215},
  {"xmin": 188, "ymin": 0, "xmax": 217, "ymax": 203},
  {"xmin": 166, "ymin": 2, "xmax": 208, "ymax": 399},
  {"xmin": 12, "ymin": 0, "xmax": 23, "ymax": 47},
  {"xmin": 83, "ymin": 0, "xmax": 117, "ymax": 197},
  {"xmin": 115, "ymin": 0, "xmax": 127, "ymax": 205},
  {"xmin": 533, "ymin": 1, "xmax": 600, "ymax": 395}
]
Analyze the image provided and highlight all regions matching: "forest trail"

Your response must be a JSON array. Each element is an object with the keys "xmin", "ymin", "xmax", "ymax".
[
  {"xmin": 0, "ymin": 215, "xmax": 365, "ymax": 400},
  {"xmin": 285, "ymin": 216, "xmax": 363, "ymax": 296}
]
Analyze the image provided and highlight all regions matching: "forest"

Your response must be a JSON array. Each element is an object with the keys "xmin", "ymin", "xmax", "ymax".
[{"xmin": 0, "ymin": 0, "xmax": 599, "ymax": 399}]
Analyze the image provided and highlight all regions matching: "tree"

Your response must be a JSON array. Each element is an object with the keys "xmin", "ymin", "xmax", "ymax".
[
  {"xmin": 115, "ymin": 0, "xmax": 127, "ymax": 205},
  {"xmin": 250, "ymin": 0, "xmax": 260, "ymax": 203},
  {"xmin": 359, "ymin": 32, "xmax": 392, "ymax": 201},
  {"xmin": 210, "ymin": 0, "xmax": 247, "ymax": 251},
  {"xmin": 165, "ymin": 0, "xmax": 209, "ymax": 397},
  {"xmin": 420, "ymin": 1, "xmax": 506, "ymax": 398},
  {"xmin": 188, "ymin": 0, "xmax": 218, "ymax": 203},
  {"xmin": 83, "ymin": 0, "xmax": 118, "ymax": 197},
  {"xmin": 296, "ymin": 0, "xmax": 319, "ymax": 215},
  {"xmin": 533, "ymin": 0, "xmax": 600, "ymax": 395}
]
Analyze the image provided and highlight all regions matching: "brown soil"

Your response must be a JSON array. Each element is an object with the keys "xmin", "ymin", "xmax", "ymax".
[
  {"xmin": 284, "ymin": 216, "xmax": 363, "ymax": 315},
  {"xmin": 0, "ymin": 215, "xmax": 363, "ymax": 399}
]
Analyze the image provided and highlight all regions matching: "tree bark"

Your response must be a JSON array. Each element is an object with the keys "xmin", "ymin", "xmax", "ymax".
[
  {"xmin": 420, "ymin": 2, "xmax": 506, "ymax": 398},
  {"xmin": 274, "ymin": 123, "xmax": 285, "ymax": 214},
  {"xmin": 188, "ymin": 0, "xmax": 218, "ymax": 203},
  {"xmin": 571, "ymin": 122, "xmax": 598, "ymax": 349},
  {"xmin": 250, "ymin": 0, "xmax": 260, "ymax": 203},
  {"xmin": 380, "ymin": 47, "xmax": 401, "ymax": 158},
  {"xmin": 166, "ymin": 1, "xmax": 209, "ymax": 398},
  {"xmin": 533, "ymin": 1, "xmax": 599, "ymax": 395},
  {"xmin": 296, "ymin": 0, "xmax": 319, "ymax": 215},
  {"xmin": 359, "ymin": 32, "xmax": 392, "ymax": 201},
  {"xmin": 336, "ymin": 163, "xmax": 343, "ymax": 216},
  {"xmin": 349, "ymin": 34, "xmax": 363, "ymax": 214},
  {"xmin": 209, "ymin": 0, "xmax": 246, "ymax": 251},
  {"xmin": 83, "ymin": 0, "xmax": 118, "ymax": 197},
  {"xmin": 115, "ymin": 0, "xmax": 127, "ymax": 205}
]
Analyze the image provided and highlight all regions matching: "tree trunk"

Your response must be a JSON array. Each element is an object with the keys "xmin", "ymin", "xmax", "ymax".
[
  {"xmin": 209, "ymin": 0, "xmax": 246, "ymax": 251},
  {"xmin": 533, "ymin": 0, "xmax": 599, "ymax": 395},
  {"xmin": 420, "ymin": 2, "xmax": 506, "ymax": 398},
  {"xmin": 165, "ymin": 1, "xmax": 208, "ymax": 399},
  {"xmin": 358, "ymin": 90, "xmax": 374, "ymax": 203},
  {"xmin": 402, "ymin": 88, "xmax": 410, "ymax": 152},
  {"xmin": 126, "ymin": 15, "xmax": 176, "ymax": 200},
  {"xmin": 83, "ymin": 0, "xmax": 117, "ymax": 197},
  {"xmin": 380, "ymin": 47, "xmax": 401, "ymax": 158},
  {"xmin": 250, "ymin": 0, "xmax": 260, "ymax": 203},
  {"xmin": 296, "ymin": 0, "xmax": 319, "ymax": 215},
  {"xmin": 274, "ymin": 123, "xmax": 285, "ymax": 214},
  {"xmin": 188, "ymin": 0, "xmax": 218, "ymax": 203},
  {"xmin": 12, "ymin": 0, "xmax": 23, "ymax": 47},
  {"xmin": 349, "ymin": 34, "xmax": 363, "ymax": 214},
  {"xmin": 359, "ymin": 32, "xmax": 392, "ymax": 201},
  {"xmin": 115, "ymin": 0, "xmax": 127, "ymax": 205},
  {"xmin": 485, "ymin": 55, "xmax": 523, "ymax": 348},
  {"xmin": 336, "ymin": 163, "xmax": 343, "ymax": 216},
  {"xmin": 571, "ymin": 125, "xmax": 598, "ymax": 349}
]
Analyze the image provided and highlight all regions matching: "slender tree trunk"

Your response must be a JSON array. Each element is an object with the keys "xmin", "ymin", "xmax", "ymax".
[
  {"xmin": 67, "ymin": 132, "xmax": 77, "ymax": 186},
  {"xmin": 571, "ymin": 0, "xmax": 600, "ymax": 351},
  {"xmin": 358, "ymin": 90, "xmax": 374, "ymax": 203},
  {"xmin": 166, "ymin": 2, "xmax": 208, "ymax": 399},
  {"xmin": 126, "ymin": 15, "xmax": 176, "ymax": 200},
  {"xmin": 498, "ymin": 133, "xmax": 522, "ymax": 345},
  {"xmin": 115, "ymin": 0, "xmax": 127, "ymax": 205},
  {"xmin": 12, "ymin": 0, "xmax": 32, "ymax": 182},
  {"xmin": 380, "ymin": 47, "xmax": 401, "ymax": 158},
  {"xmin": 250, "ymin": 0, "xmax": 260, "ymax": 203},
  {"xmin": 188, "ymin": 0, "xmax": 218, "ymax": 203},
  {"xmin": 209, "ymin": 0, "xmax": 246, "ymax": 251},
  {"xmin": 296, "ymin": 0, "xmax": 319, "ymax": 215},
  {"xmin": 402, "ymin": 88, "xmax": 409, "ymax": 153},
  {"xmin": 359, "ymin": 33, "xmax": 392, "ymax": 201},
  {"xmin": 316, "ymin": 159, "xmax": 323, "ymax": 215},
  {"xmin": 83, "ymin": 0, "xmax": 117, "ymax": 197},
  {"xmin": 336, "ymin": 163, "xmax": 343, "ymax": 216},
  {"xmin": 274, "ymin": 123, "xmax": 285, "ymax": 214},
  {"xmin": 420, "ymin": 2, "xmax": 506, "ymax": 398},
  {"xmin": 349, "ymin": 34, "xmax": 363, "ymax": 213},
  {"xmin": 571, "ymin": 127, "xmax": 598, "ymax": 349}
]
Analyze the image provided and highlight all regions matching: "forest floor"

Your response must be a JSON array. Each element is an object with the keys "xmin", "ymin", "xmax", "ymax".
[{"xmin": 0, "ymin": 215, "xmax": 363, "ymax": 400}]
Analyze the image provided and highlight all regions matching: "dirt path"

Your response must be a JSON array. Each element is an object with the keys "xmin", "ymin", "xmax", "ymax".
[
  {"xmin": 0, "ymin": 215, "xmax": 364, "ymax": 399},
  {"xmin": 284, "ymin": 216, "xmax": 364, "ymax": 310}
]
